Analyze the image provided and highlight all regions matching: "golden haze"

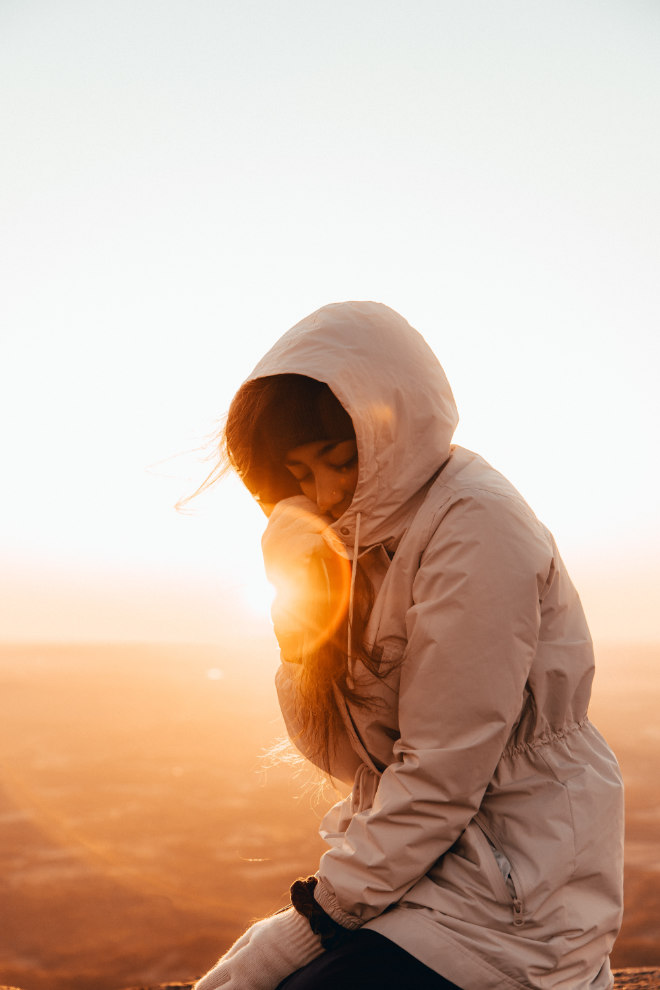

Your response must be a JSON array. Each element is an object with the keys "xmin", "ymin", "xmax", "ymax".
[{"xmin": 0, "ymin": 639, "xmax": 657, "ymax": 990}]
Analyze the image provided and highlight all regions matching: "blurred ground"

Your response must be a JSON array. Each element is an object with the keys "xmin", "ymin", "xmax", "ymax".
[{"xmin": 0, "ymin": 641, "xmax": 657, "ymax": 989}]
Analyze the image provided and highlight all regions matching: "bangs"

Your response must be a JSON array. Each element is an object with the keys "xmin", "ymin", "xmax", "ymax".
[
  {"xmin": 226, "ymin": 374, "xmax": 355, "ymax": 504},
  {"xmin": 264, "ymin": 377, "xmax": 354, "ymax": 462}
]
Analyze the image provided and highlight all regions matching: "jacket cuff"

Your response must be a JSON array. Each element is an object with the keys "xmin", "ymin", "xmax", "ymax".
[
  {"xmin": 312, "ymin": 877, "xmax": 363, "ymax": 931},
  {"xmin": 290, "ymin": 876, "xmax": 356, "ymax": 948}
]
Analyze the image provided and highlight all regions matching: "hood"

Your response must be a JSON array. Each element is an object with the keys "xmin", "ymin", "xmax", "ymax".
[{"xmin": 247, "ymin": 301, "xmax": 459, "ymax": 549}]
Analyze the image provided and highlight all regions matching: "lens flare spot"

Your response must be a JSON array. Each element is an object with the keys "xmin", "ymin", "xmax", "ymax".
[
  {"xmin": 368, "ymin": 401, "xmax": 395, "ymax": 425},
  {"xmin": 270, "ymin": 551, "xmax": 352, "ymax": 656}
]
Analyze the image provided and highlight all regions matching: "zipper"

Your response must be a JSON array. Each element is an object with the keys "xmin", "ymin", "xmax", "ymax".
[
  {"xmin": 475, "ymin": 816, "xmax": 526, "ymax": 928},
  {"xmin": 512, "ymin": 897, "xmax": 524, "ymax": 927}
]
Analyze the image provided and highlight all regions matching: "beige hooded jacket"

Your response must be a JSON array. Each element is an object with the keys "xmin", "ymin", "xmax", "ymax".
[{"xmin": 249, "ymin": 301, "xmax": 624, "ymax": 990}]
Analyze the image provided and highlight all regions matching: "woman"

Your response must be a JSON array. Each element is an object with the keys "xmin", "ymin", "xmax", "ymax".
[{"xmin": 195, "ymin": 301, "xmax": 624, "ymax": 990}]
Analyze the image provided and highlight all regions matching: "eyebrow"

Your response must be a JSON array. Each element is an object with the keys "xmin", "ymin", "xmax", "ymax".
[{"xmin": 284, "ymin": 440, "xmax": 348, "ymax": 466}]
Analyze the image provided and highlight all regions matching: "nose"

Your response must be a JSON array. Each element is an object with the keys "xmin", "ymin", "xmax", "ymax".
[{"xmin": 314, "ymin": 472, "xmax": 344, "ymax": 515}]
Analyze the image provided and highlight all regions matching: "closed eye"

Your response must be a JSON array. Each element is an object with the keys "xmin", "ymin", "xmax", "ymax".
[
  {"xmin": 284, "ymin": 440, "xmax": 358, "ymax": 485},
  {"xmin": 332, "ymin": 455, "xmax": 357, "ymax": 472},
  {"xmin": 287, "ymin": 468, "xmax": 312, "ymax": 483}
]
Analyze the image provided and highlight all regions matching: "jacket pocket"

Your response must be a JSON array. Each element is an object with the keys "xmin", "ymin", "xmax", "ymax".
[
  {"xmin": 425, "ymin": 819, "xmax": 526, "ymax": 931},
  {"xmin": 473, "ymin": 817, "xmax": 525, "ymax": 928}
]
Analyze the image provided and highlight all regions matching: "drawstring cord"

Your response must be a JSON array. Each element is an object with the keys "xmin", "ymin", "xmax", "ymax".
[
  {"xmin": 335, "ymin": 511, "xmax": 382, "ymax": 777},
  {"xmin": 346, "ymin": 512, "xmax": 361, "ymax": 675}
]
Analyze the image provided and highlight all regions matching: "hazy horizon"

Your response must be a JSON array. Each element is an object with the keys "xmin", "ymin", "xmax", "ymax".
[{"xmin": 2, "ymin": 560, "xmax": 658, "ymax": 645}]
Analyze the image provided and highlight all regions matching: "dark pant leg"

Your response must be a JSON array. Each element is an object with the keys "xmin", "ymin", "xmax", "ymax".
[{"xmin": 276, "ymin": 929, "xmax": 462, "ymax": 990}]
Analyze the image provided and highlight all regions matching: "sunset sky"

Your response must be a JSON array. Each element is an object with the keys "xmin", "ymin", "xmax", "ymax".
[{"xmin": 2, "ymin": 0, "xmax": 659, "ymax": 645}]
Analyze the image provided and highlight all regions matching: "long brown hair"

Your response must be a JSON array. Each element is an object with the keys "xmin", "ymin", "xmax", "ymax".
[{"xmin": 222, "ymin": 374, "xmax": 384, "ymax": 773}]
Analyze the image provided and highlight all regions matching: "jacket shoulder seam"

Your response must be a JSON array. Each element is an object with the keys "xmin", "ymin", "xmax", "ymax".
[{"xmin": 418, "ymin": 482, "xmax": 540, "ymax": 549}]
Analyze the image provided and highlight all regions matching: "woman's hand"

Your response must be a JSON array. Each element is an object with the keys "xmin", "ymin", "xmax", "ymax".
[
  {"xmin": 261, "ymin": 496, "xmax": 348, "ymax": 659},
  {"xmin": 193, "ymin": 906, "xmax": 324, "ymax": 990},
  {"xmin": 261, "ymin": 495, "xmax": 333, "ymax": 573}
]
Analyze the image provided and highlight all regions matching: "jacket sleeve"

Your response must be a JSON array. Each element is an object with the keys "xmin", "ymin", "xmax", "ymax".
[{"xmin": 314, "ymin": 490, "xmax": 553, "ymax": 928}]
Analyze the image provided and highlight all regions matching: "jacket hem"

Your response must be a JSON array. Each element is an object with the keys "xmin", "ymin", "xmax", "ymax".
[{"xmin": 365, "ymin": 909, "xmax": 531, "ymax": 990}]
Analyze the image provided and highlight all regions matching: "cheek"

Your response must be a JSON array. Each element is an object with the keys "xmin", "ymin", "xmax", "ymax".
[{"xmin": 345, "ymin": 467, "xmax": 359, "ymax": 496}]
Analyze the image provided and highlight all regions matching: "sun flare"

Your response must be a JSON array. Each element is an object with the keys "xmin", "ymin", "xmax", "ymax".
[{"xmin": 240, "ymin": 571, "xmax": 277, "ymax": 618}]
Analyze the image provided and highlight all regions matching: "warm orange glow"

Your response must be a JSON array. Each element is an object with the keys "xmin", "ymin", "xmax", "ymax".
[
  {"xmin": 258, "ymin": 500, "xmax": 354, "ymax": 656},
  {"xmin": 0, "ymin": 640, "xmax": 656, "ymax": 990},
  {"xmin": 272, "ymin": 551, "xmax": 352, "ymax": 656}
]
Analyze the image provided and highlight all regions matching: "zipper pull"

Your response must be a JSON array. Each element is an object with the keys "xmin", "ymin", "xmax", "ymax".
[{"xmin": 513, "ymin": 898, "xmax": 524, "ymax": 927}]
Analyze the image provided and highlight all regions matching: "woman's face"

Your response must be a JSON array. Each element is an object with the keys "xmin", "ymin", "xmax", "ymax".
[{"xmin": 284, "ymin": 439, "xmax": 358, "ymax": 519}]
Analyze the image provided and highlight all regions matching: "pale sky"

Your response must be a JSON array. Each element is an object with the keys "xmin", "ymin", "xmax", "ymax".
[{"xmin": 2, "ymin": 0, "xmax": 659, "ymax": 644}]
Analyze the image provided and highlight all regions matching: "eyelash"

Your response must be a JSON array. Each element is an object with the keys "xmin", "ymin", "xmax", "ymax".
[{"xmin": 293, "ymin": 457, "xmax": 356, "ymax": 484}]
